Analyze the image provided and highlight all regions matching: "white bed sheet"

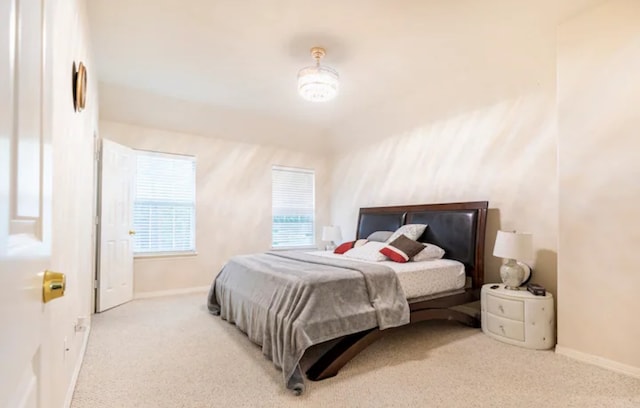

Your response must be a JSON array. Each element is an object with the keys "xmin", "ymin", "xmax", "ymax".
[{"xmin": 307, "ymin": 251, "xmax": 466, "ymax": 300}]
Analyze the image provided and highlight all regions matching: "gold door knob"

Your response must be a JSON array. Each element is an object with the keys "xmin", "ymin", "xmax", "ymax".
[
  {"xmin": 128, "ymin": 230, "xmax": 136, "ymax": 235},
  {"xmin": 43, "ymin": 270, "xmax": 66, "ymax": 303}
]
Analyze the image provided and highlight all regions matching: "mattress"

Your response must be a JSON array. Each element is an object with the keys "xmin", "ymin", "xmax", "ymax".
[{"xmin": 307, "ymin": 251, "xmax": 466, "ymax": 300}]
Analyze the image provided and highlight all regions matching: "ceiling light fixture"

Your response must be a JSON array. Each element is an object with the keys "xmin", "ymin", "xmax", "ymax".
[{"xmin": 297, "ymin": 47, "xmax": 339, "ymax": 102}]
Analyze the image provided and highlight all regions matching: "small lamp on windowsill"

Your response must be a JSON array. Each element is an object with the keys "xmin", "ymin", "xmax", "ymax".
[
  {"xmin": 322, "ymin": 226, "xmax": 342, "ymax": 251},
  {"xmin": 493, "ymin": 230, "xmax": 533, "ymax": 290}
]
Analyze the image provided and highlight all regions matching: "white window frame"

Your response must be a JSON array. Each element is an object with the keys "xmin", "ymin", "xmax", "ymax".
[
  {"xmin": 133, "ymin": 149, "xmax": 196, "ymax": 257},
  {"xmin": 271, "ymin": 165, "xmax": 316, "ymax": 250}
]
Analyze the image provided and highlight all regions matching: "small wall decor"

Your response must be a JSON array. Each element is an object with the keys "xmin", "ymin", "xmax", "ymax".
[{"xmin": 72, "ymin": 61, "xmax": 87, "ymax": 112}]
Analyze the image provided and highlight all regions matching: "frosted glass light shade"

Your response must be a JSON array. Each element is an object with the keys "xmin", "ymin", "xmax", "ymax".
[
  {"xmin": 322, "ymin": 226, "xmax": 342, "ymax": 243},
  {"xmin": 297, "ymin": 65, "xmax": 339, "ymax": 102},
  {"xmin": 493, "ymin": 231, "xmax": 533, "ymax": 261}
]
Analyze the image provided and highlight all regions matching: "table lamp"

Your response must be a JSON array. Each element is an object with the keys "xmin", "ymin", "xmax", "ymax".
[
  {"xmin": 322, "ymin": 226, "xmax": 342, "ymax": 251},
  {"xmin": 493, "ymin": 230, "xmax": 533, "ymax": 290}
]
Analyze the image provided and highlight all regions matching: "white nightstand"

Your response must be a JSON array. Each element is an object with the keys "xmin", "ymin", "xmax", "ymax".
[{"xmin": 481, "ymin": 284, "xmax": 555, "ymax": 350}]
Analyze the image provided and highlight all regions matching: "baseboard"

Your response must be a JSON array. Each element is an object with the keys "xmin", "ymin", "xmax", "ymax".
[
  {"xmin": 555, "ymin": 345, "xmax": 640, "ymax": 379},
  {"xmin": 63, "ymin": 325, "xmax": 91, "ymax": 408},
  {"xmin": 134, "ymin": 285, "xmax": 210, "ymax": 299}
]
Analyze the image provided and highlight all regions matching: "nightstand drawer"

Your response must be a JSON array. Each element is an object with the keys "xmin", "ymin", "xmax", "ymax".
[
  {"xmin": 486, "ymin": 313, "xmax": 525, "ymax": 341},
  {"xmin": 486, "ymin": 295, "xmax": 524, "ymax": 321}
]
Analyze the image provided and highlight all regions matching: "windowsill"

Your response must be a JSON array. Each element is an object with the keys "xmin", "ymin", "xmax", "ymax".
[
  {"xmin": 134, "ymin": 251, "xmax": 198, "ymax": 260},
  {"xmin": 270, "ymin": 246, "xmax": 319, "ymax": 251}
]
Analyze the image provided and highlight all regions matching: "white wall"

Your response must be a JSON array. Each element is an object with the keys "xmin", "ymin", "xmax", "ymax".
[
  {"xmin": 100, "ymin": 121, "xmax": 331, "ymax": 295},
  {"xmin": 557, "ymin": 0, "xmax": 640, "ymax": 375},
  {"xmin": 329, "ymin": 24, "xmax": 560, "ymax": 294},
  {"xmin": 49, "ymin": 0, "xmax": 98, "ymax": 406},
  {"xmin": 330, "ymin": 91, "xmax": 559, "ymax": 293}
]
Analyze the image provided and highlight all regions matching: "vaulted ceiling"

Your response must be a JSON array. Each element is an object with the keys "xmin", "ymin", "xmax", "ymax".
[{"xmin": 88, "ymin": 0, "xmax": 603, "ymax": 153}]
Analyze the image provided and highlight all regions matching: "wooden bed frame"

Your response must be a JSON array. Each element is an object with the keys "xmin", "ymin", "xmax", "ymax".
[{"xmin": 306, "ymin": 201, "xmax": 488, "ymax": 381}]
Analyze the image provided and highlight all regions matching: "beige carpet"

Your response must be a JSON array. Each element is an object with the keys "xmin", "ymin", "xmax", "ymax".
[{"xmin": 71, "ymin": 294, "xmax": 640, "ymax": 408}]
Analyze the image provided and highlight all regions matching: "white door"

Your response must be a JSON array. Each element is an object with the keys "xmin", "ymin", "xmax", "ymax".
[
  {"xmin": 97, "ymin": 139, "xmax": 135, "ymax": 312},
  {"xmin": 0, "ymin": 0, "xmax": 55, "ymax": 406}
]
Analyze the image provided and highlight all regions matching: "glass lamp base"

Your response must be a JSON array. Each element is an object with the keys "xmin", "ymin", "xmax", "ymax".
[
  {"xmin": 325, "ymin": 242, "xmax": 336, "ymax": 251},
  {"xmin": 500, "ymin": 258, "xmax": 525, "ymax": 290}
]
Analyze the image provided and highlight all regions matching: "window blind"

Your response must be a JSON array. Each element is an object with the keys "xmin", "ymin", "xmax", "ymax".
[
  {"xmin": 272, "ymin": 166, "xmax": 315, "ymax": 248},
  {"xmin": 133, "ymin": 150, "xmax": 196, "ymax": 254}
]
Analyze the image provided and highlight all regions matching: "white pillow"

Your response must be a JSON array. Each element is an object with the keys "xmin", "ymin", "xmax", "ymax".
[
  {"xmin": 412, "ymin": 243, "xmax": 445, "ymax": 262},
  {"xmin": 343, "ymin": 241, "xmax": 388, "ymax": 262},
  {"xmin": 387, "ymin": 224, "xmax": 428, "ymax": 243}
]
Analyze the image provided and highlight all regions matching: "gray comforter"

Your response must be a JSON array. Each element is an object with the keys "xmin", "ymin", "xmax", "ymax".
[{"xmin": 208, "ymin": 251, "xmax": 410, "ymax": 394}]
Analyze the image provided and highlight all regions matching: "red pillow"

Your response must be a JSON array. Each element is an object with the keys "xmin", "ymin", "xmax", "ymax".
[
  {"xmin": 379, "ymin": 235, "xmax": 425, "ymax": 263},
  {"xmin": 334, "ymin": 239, "xmax": 368, "ymax": 254}
]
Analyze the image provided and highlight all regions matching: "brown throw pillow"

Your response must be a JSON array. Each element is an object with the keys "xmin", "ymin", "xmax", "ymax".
[{"xmin": 379, "ymin": 234, "xmax": 424, "ymax": 263}]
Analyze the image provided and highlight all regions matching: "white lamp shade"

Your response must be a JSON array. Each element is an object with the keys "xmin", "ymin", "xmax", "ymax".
[
  {"xmin": 322, "ymin": 226, "xmax": 342, "ymax": 242},
  {"xmin": 493, "ymin": 230, "xmax": 533, "ymax": 261}
]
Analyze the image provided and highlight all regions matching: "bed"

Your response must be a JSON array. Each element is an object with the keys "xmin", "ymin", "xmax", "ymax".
[{"xmin": 208, "ymin": 201, "xmax": 488, "ymax": 394}]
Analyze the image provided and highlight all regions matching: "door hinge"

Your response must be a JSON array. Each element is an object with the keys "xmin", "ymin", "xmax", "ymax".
[
  {"xmin": 94, "ymin": 280, "xmax": 99, "ymax": 289},
  {"xmin": 95, "ymin": 216, "xmax": 99, "ymax": 225}
]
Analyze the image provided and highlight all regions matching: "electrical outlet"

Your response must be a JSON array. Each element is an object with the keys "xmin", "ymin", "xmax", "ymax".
[{"xmin": 75, "ymin": 316, "xmax": 89, "ymax": 332}]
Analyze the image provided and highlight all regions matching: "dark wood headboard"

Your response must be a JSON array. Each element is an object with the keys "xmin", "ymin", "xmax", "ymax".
[{"xmin": 356, "ymin": 201, "xmax": 488, "ymax": 289}]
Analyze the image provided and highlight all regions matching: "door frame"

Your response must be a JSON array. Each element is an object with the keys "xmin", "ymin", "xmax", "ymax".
[{"xmin": 92, "ymin": 132, "xmax": 101, "ymax": 313}]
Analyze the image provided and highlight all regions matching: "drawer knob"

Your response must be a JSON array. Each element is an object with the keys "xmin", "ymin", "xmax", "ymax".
[
  {"xmin": 499, "ymin": 325, "xmax": 505, "ymax": 334},
  {"xmin": 499, "ymin": 305, "xmax": 505, "ymax": 313}
]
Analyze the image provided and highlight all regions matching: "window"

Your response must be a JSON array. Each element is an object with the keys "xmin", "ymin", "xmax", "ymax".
[
  {"xmin": 271, "ymin": 166, "xmax": 315, "ymax": 248},
  {"xmin": 133, "ymin": 150, "xmax": 196, "ymax": 255}
]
